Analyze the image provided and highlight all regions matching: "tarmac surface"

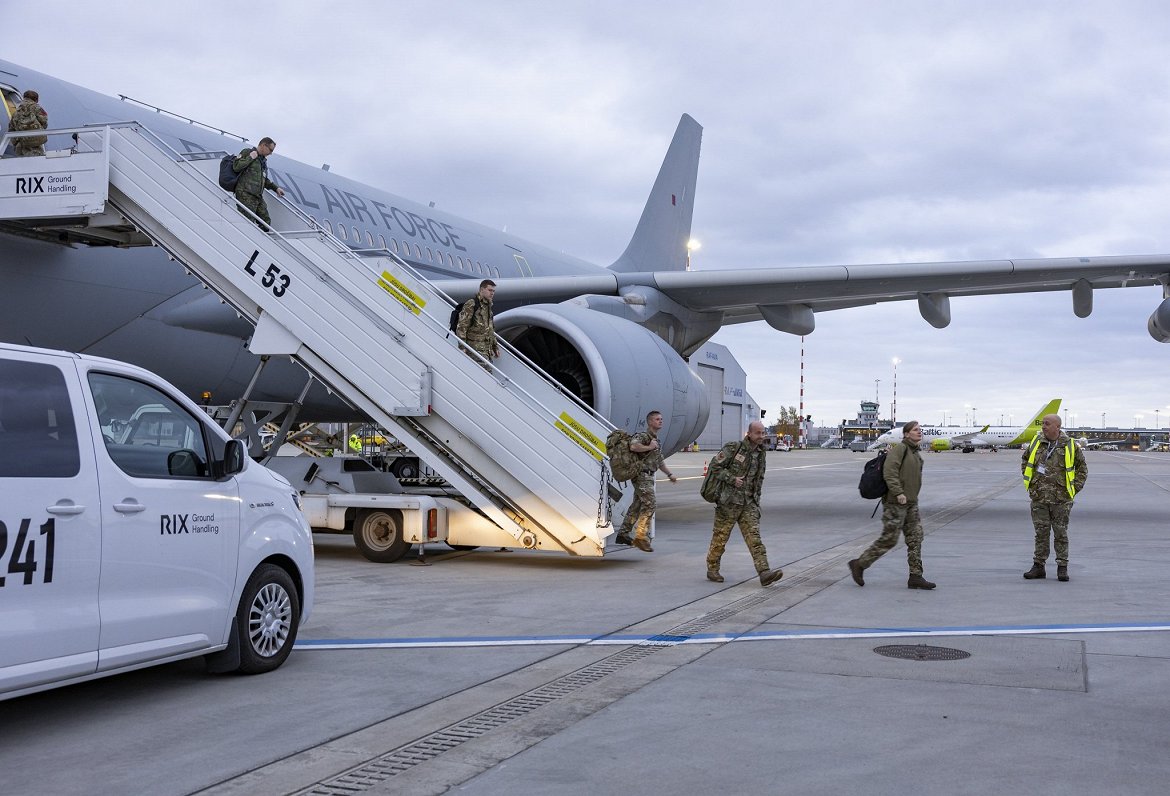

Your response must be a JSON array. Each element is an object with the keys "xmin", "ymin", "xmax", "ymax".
[{"xmin": 3, "ymin": 448, "xmax": 1169, "ymax": 795}]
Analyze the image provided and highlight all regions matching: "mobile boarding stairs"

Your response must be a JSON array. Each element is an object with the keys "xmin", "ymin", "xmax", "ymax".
[{"xmin": 0, "ymin": 124, "xmax": 628, "ymax": 556}]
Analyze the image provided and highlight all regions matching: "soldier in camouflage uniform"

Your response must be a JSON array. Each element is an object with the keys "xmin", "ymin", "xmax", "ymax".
[
  {"xmin": 456, "ymin": 280, "xmax": 500, "ymax": 362},
  {"xmin": 7, "ymin": 90, "xmax": 48, "ymax": 157},
  {"xmin": 1021, "ymin": 414, "xmax": 1087, "ymax": 582},
  {"xmin": 615, "ymin": 410, "xmax": 677, "ymax": 552},
  {"xmin": 848, "ymin": 420, "xmax": 936, "ymax": 589},
  {"xmin": 232, "ymin": 137, "xmax": 284, "ymax": 227},
  {"xmin": 704, "ymin": 420, "xmax": 783, "ymax": 586}
]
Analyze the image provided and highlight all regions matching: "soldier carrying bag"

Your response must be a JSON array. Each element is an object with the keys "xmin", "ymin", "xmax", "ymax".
[
  {"xmin": 10, "ymin": 102, "xmax": 47, "ymax": 148},
  {"xmin": 605, "ymin": 428, "xmax": 640, "ymax": 482},
  {"xmin": 700, "ymin": 441, "xmax": 748, "ymax": 503}
]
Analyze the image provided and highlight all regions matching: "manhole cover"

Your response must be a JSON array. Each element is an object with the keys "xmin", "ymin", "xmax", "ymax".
[{"xmin": 873, "ymin": 644, "xmax": 971, "ymax": 661}]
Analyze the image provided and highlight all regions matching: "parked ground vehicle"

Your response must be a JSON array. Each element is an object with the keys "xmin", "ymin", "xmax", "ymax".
[
  {"xmin": 0, "ymin": 344, "xmax": 314, "ymax": 701},
  {"xmin": 264, "ymin": 455, "xmax": 466, "ymax": 563}
]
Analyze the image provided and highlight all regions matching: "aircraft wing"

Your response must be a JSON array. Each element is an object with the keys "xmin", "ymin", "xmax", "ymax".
[
  {"xmin": 949, "ymin": 426, "xmax": 991, "ymax": 444},
  {"xmin": 434, "ymin": 253, "xmax": 1169, "ymax": 333}
]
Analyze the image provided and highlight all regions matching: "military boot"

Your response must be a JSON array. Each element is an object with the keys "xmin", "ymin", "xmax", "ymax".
[
  {"xmin": 759, "ymin": 568, "xmax": 784, "ymax": 587},
  {"xmin": 633, "ymin": 537, "xmax": 654, "ymax": 553},
  {"xmin": 848, "ymin": 559, "xmax": 865, "ymax": 587},
  {"xmin": 1023, "ymin": 563, "xmax": 1046, "ymax": 579},
  {"xmin": 907, "ymin": 573, "xmax": 936, "ymax": 590},
  {"xmin": 706, "ymin": 570, "xmax": 724, "ymax": 583},
  {"xmin": 1057, "ymin": 565, "xmax": 1069, "ymax": 582},
  {"xmin": 614, "ymin": 533, "xmax": 633, "ymax": 546}
]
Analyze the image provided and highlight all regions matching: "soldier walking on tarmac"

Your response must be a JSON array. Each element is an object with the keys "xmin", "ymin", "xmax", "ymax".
[
  {"xmin": 704, "ymin": 420, "xmax": 784, "ymax": 586},
  {"xmin": 848, "ymin": 420, "xmax": 936, "ymax": 589}
]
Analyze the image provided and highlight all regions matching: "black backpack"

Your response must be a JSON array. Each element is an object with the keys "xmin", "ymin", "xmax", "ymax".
[
  {"xmin": 218, "ymin": 153, "xmax": 240, "ymax": 192},
  {"xmin": 858, "ymin": 450, "xmax": 889, "ymax": 500},
  {"xmin": 449, "ymin": 297, "xmax": 481, "ymax": 333}
]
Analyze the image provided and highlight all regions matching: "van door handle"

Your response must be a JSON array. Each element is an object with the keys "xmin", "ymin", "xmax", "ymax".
[
  {"xmin": 46, "ymin": 502, "xmax": 86, "ymax": 516},
  {"xmin": 113, "ymin": 500, "xmax": 146, "ymax": 514}
]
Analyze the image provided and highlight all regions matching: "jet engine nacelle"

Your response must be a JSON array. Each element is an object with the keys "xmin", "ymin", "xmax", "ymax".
[
  {"xmin": 1148, "ymin": 297, "xmax": 1170, "ymax": 343},
  {"xmin": 495, "ymin": 304, "xmax": 710, "ymax": 455}
]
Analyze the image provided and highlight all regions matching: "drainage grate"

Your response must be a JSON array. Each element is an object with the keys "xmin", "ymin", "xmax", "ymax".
[
  {"xmin": 295, "ymin": 552, "xmax": 865, "ymax": 794},
  {"xmin": 874, "ymin": 644, "xmax": 971, "ymax": 661}
]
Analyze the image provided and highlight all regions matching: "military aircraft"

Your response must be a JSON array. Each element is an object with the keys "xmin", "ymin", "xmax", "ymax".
[
  {"xmin": 868, "ymin": 399, "xmax": 1061, "ymax": 452},
  {"xmin": 3, "ymin": 58, "xmax": 1170, "ymax": 454}
]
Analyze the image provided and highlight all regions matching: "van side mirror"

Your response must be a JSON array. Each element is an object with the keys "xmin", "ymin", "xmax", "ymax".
[{"xmin": 223, "ymin": 439, "xmax": 245, "ymax": 476}]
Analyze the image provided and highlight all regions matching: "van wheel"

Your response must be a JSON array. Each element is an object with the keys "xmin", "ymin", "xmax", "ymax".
[
  {"xmin": 236, "ymin": 564, "xmax": 300, "ymax": 674},
  {"xmin": 353, "ymin": 508, "xmax": 408, "ymax": 562}
]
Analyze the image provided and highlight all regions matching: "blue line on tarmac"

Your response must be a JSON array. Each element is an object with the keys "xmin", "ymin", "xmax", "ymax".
[{"xmin": 296, "ymin": 621, "xmax": 1170, "ymax": 650}]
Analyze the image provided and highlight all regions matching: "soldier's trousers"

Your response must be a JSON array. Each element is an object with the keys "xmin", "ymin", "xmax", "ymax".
[
  {"xmin": 461, "ymin": 337, "xmax": 497, "ymax": 365},
  {"xmin": 858, "ymin": 501, "xmax": 923, "ymax": 575},
  {"xmin": 236, "ymin": 192, "xmax": 271, "ymax": 227},
  {"xmin": 13, "ymin": 143, "xmax": 45, "ymax": 157},
  {"xmin": 706, "ymin": 502, "xmax": 770, "ymax": 574},
  {"xmin": 619, "ymin": 473, "xmax": 656, "ymax": 540},
  {"xmin": 1031, "ymin": 500, "xmax": 1072, "ymax": 565}
]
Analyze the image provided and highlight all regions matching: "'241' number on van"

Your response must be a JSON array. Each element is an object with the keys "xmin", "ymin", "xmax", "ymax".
[{"xmin": 0, "ymin": 518, "xmax": 55, "ymax": 587}]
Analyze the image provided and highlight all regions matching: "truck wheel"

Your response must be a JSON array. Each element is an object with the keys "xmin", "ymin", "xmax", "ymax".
[
  {"xmin": 353, "ymin": 508, "xmax": 408, "ymax": 562},
  {"xmin": 235, "ymin": 563, "xmax": 300, "ymax": 674},
  {"xmin": 390, "ymin": 457, "xmax": 420, "ymax": 480}
]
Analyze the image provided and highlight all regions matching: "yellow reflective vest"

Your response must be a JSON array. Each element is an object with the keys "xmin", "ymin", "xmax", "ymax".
[{"xmin": 1022, "ymin": 436, "xmax": 1077, "ymax": 498}]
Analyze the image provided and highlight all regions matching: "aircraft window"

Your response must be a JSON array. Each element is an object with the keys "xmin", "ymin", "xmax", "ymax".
[
  {"xmin": 490, "ymin": 265, "xmax": 500, "ymax": 277},
  {"xmin": 446, "ymin": 253, "xmax": 455, "ymax": 269},
  {"xmin": 323, "ymin": 219, "xmax": 333, "ymax": 234},
  {"xmin": 88, "ymin": 372, "xmax": 211, "ymax": 480},
  {"xmin": 366, "ymin": 231, "xmax": 374, "ymax": 247},
  {"xmin": 457, "ymin": 256, "xmax": 465, "ymax": 270},
  {"xmin": 338, "ymin": 225, "xmax": 348, "ymax": 240},
  {"xmin": 352, "ymin": 226, "xmax": 360, "ymax": 242},
  {"xmin": 475, "ymin": 261, "xmax": 483, "ymax": 274},
  {"xmin": 414, "ymin": 244, "xmax": 422, "ymax": 258},
  {"xmin": 0, "ymin": 359, "xmax": 81, "ymax": 478},
  {"xmin": 426, "ymin": 247, "xmax": 434, "ymax": 262},
  {"xmin": 389, "ymin": 238, "xmax": 398, "ymax": 253},
  {"xmin": 378, "ymin": 234, "xmax": 386, "ymax": 249}
]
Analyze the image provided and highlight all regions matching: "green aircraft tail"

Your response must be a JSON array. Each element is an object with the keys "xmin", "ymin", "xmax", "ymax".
[{"xmin": 1008, "ymin": 398, "xmax": 1062, "ymax": 446}]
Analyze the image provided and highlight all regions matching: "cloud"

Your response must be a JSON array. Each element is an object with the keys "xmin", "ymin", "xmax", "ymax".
[{"xmin": 7, "ymin": 0, "xmax": 1169, "ymax": 432}]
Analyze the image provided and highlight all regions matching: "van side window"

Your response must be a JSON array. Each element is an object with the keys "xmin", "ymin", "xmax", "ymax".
[
  {"xmin": 88, "ymin": 373, "xmax": 212, "ymax": 479},
  {"xmin": 0, "ymin": 359, "xmax": 80, "ymax": 478}
]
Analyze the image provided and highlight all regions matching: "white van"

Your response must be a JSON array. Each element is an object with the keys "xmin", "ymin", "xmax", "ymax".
[{"xmin": 0, "ymin": 343, "xmax": 314, "ymax": 701}]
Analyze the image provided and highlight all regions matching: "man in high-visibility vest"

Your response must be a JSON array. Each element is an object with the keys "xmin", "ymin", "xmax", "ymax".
[{"xmin": 1021, "ymin": 414, "xmax": 1087, "ymax": 582}]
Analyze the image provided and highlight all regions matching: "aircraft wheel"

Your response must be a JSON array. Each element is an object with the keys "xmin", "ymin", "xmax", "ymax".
[{"xmin": 353, "ymin": 508, "xmax": 408, "ymax": 562}]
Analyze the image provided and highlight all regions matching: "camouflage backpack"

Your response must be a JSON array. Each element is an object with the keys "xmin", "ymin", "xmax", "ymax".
[
  {"xmin": 605, "ymin": 428, "xmax": 639, "ymax": 482},
  {"xmin": 11, "ymin": 102, "xmax": 47, "ymax": 147}
]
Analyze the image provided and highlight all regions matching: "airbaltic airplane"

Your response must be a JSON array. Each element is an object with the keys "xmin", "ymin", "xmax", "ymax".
[
  {"xmin": 3, "ymin": 58, "xmax": 1170, "ymax": 454},
  {"xmin": 868, "ymin": 399, "xmax": 1062, "ymax": 452}
]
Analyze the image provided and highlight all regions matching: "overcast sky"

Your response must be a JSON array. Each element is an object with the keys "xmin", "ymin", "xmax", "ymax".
[{"xmin": 8, "ymin": 1, "xmax": 1170, "ymax": 431}]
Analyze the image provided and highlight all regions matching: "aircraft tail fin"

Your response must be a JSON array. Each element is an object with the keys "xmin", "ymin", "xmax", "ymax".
[
  {"xmin": 1007, "ymin": 398, "xmax": 1062, "ymax": 446},
  {"xmin": 1027, "ymin": 399, "xmax": 1062, "ymax": 429},
  {"xmin": 609, "ymin": 114, "xmax": 702, "ymax": 274}
]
